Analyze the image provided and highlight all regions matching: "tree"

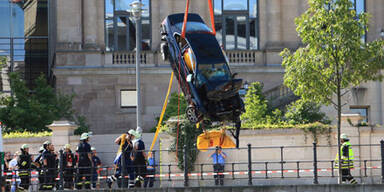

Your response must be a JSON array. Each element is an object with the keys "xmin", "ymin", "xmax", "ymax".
[
  {"xmin": 284, "ymin": 99, "xmax": 331, "ymax": 125},
  {"xmin": 280, "ymin": 0, "xmax": 384, "ymax": 183},
  {"xmin": 240, "ymin": 82, "xmax": 270, "ymax": 127},
  {"xmin": 0, "ymin": 72, "xmax": 88, "ymax": 133}
]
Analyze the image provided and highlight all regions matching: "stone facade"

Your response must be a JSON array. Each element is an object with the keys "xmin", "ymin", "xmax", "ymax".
[{"xmin": 53, "ymin": 0, "xmax": 384, "ymax": 134}]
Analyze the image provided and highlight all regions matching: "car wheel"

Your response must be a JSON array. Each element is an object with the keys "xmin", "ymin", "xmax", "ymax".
[
  {"xmin": 160, "ymin": 43, "xmax": 169, "ymax": 61},
  {"xmin": 186, "ymin": 105, "xmax": 199, "ymax": 123}
]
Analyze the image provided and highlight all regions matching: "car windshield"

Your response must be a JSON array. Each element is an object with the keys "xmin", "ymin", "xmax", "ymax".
[
  {"xmin": 175, "ymin": 21, "xmax": 212, "ymax": 33},
  {"xmin": 197, "ymin": 63, "xmax": 231, "ymax": 84}
]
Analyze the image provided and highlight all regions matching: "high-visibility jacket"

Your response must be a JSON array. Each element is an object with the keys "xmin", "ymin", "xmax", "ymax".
[{"xmin": 334, "ymin": 141, "xmax": 354, "ymax": 169}]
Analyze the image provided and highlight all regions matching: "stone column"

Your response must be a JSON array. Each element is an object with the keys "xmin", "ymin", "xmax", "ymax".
[{"xmin": 47, "ymin": 120, "xmax": 78, "ymax": 149}]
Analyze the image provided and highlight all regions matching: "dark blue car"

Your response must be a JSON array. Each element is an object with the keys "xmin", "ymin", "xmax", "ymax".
[{"xmin": 160, "ymin": 13, "xmax": 244, "ymax": 127}]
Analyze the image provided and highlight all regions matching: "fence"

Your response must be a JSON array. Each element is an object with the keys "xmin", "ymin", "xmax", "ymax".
[{"xmin": 1, "ymin": 140, "xmax": 383, "ymax": 191}]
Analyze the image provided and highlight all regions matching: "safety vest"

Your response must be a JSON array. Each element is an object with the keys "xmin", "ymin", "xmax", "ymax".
[{"xmin": 335, "ymin": 141, "xmax": 354, "ymax": 169}]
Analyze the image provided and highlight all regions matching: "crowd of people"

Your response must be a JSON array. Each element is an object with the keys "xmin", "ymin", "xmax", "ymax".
[{"xmin": 0, "ymin": 129, "xmax": 156, "ymax": 191}]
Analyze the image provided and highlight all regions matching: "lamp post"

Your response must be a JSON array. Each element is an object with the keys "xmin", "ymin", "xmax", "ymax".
[{"xmin": 130, "ymin": 1, "xmax": 143, "ymax": 134}]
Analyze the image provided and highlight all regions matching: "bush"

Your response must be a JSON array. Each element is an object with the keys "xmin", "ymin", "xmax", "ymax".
[
  {"xmin": 284, "ymin": 99, "xmax": 331, "ymax": 125},
  {"xmin": 3, "ymin": 131, "xmax": 52, "ymax": 139}
]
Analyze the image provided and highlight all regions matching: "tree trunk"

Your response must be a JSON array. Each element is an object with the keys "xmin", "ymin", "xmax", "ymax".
[{"xmin": 337, "ymin": 82, "xmax": 342, "ymax": 184}]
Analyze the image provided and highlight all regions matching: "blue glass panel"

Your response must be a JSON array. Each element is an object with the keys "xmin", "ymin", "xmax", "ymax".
[
  {"xmin": 249, "ymin": 0, "xmax": 257, "ymax": 18},
  {"xmin": 356, "ymin": 0, "xmax": 364, "ymax": 14},
  {"xmin": 224, "ymin": 0, "xmax": 247, "ymax": 10},
  {"xmin": 214, "ymin": 0, "xmax": 222, "ymax": 15}
]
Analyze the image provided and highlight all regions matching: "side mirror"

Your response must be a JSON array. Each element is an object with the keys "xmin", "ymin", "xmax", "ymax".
[
  {"xmin": 187, "ymin": 74, "xmax": 193, "ymax": 83},
  {"xmin": 232, "ymin": 73, "xmax": 238, "ymax": 79}
]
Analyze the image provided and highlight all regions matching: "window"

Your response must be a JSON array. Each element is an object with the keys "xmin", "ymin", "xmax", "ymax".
[
  {"xmin": 121, "ymin": 90, "xmax": 137, "ymax": 108},
  {"xmin": 0, "ymin": 0, "xmax": 49, "ymax": 89},
  {"xmin": 213, "ymin": 0, "xmax": 258, "ymax": 50},
  {"xmin": 350, "ymin": 106, "xmax": 368, "ymax": 123},
  {"xmin": 105, "ymin": 0, "xmax": 151, "ymax": 51}
]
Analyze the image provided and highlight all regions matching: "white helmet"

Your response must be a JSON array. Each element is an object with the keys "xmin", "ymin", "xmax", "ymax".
[{"xmin": 340, "ymin": 133, "xmax": 348, "ymax": 140}]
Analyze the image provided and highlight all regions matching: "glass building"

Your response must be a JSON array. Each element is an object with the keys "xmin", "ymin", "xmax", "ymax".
[{"xmin": 0, "ymin": 0, "xmax": 49, "ymax": 89}]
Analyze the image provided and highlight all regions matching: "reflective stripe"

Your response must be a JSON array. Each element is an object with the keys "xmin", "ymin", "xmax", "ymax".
[{"xmin": 334, "ymin": 142, "xmax": 354, "ymax": 168}]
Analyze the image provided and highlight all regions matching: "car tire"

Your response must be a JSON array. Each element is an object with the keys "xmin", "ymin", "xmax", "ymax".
[
  {"xmin": 186, "ymin": 105, "xmax": 199, "ymax": 123},
  {"xmin": 160, "ymin": 42, "xmax": 169, "ymax": 61}
]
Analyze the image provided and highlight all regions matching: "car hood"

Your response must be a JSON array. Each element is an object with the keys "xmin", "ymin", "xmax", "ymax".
[{"xmin": 206, "ymin": 79, "xmax": 242, "ymax": 101}]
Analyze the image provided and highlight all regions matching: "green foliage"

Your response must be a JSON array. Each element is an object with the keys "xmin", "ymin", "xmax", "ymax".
[
  {"xmin": 163, "ymin": 92, "xmax": 188, "ymax": 122},
  {"xmin": 73, "ymin": 115, "xmax": 90, "ymax": 135},
  {"xmin": 248, "ymin": 122, "xmax": 332, "ymax": 143},
  {"xmin": 0, "ymin": 72, "xmax": 89, "ymax": 134},
  {"xmin": 3, "ymin": 131, "xmax": 52, "ymax": 139},
  {"xmin": 151, "ymin": 92, "xmax": 188, "ymax": 133},
  {"xmin": 240, "ymin": 82, "xmax": 270, "ymax": 126},
  {"xmin": 167, "ymin": 120, "xmax": 202, "ymax": 171},
  {"xmin": 0, "ymin": 56, "xmax": 6, "ymax": 69},
  {"xmin": 281, "ymin": 0, "xmax": 384, "ymax": 106},
  {"xmin": 284, "ymin": 99, "xmax": 331, "ymax": 125}
]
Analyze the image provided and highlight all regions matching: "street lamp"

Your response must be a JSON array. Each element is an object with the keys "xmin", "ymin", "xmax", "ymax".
[
  {"xmin": 130, "ymin": 1, "xmax": 144, "ymax": 134},
  {"xmin": 380, "ymin": 29, "xmax": 384, "ymax": 39}
]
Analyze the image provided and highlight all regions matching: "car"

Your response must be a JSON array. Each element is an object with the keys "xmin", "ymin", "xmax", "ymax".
[{"xmin": 160, "ymin": 13, "xmax": 245, "ymax": 128}]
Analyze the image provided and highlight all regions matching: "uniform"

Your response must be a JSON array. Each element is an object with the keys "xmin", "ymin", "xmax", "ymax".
[
  {"xmin": 41, "ymin": 150, "xmax": 57, "ymax": 190},
  {"xmin": 335, "ymin": 139, "xmax": 357, "ymax": 184},
  {"xmin": 132, "ymin": 139, "xmax": 146, "ymax": 187},
  {"xmin": 63, "ymin": 150, "xmax": 75, "ymax": 189},
  {"xmin": 76, "ymin": 140, "xmax": 92, "ymax": 189},
  {"xmin": 17, "ymin": 150, "xmax": 32, "ymax": 190}
]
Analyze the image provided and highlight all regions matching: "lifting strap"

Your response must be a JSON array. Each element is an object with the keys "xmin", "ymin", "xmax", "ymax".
[
  {"xmin": 181, "ymin": 0, "xmax": 217, "ymax": 38},
  {"xmin": 181, "ymin": 0, "xmax": 190, "ymax": 38},
  {"xmin": 208, "ymin": 0, "xmax": 216, "ymax": 35},
  {"xmin": 149, "ymin": 72, "xmax": 174, "ymax": 152}
]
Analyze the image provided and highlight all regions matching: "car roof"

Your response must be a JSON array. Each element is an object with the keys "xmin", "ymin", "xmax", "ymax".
[
  {"xmin": 167, "ymin": 13, "xmax": 204, "ymax": 25},
  {"xmin": 186, "ymin": 33, "xmax": 226, "ymax": 65}
]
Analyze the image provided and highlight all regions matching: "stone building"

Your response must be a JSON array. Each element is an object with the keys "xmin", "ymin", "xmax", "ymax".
[{"xmin": 0, "ymin": 0, "xmax": 383, "ymax": 134}]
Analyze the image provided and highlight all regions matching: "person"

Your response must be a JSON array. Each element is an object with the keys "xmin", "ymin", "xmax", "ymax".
[
  {"xmin": 91, "ymin": 147, "xmax": 102, "ymax": 189},
  {"xmin": 144, "ymin": 152, "xmax": 155, "ymax": 188},
  {"xmin": 2, "ymin": 152, "xmax": 12, "ymax": 192},
  {"xmin": 210, "ymin": 146, "xmax": 227, "ymax": 186},
  {"xmin": 41, "ymin": 141, "xmax": 57, "ymax": 190},
  {"xmin": 75, "ymin": 132, "xmax": 93, "ymax": 189},
  {"xmin": 335, "ymin": 133, "xmax": 358, "ymax": 184},
  {"xmin": 9, "ymin": 151, "xmax": 20, "ymax": 192},
  {"xmin": 33, "ymin": 146, "xmax": 45, "ymax": 190},
  {"xmin": 63, "ymin": 144, "xmax": 75, "ymax": 189},
  {"xmin": 131, "ymin": 131, "xmax": 146, "ymax": 188},
  {"xmin": 107, "ymin": 129, "xmax": 136, "ymax": 188},
  {"xmin": 17, "ymin": 144, "xmax": 32, "ymax": 190}
]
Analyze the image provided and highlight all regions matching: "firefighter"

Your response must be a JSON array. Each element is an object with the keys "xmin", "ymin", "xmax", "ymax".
[
  {"xmin": 107, "ymin": 129, "xmax": 136, "ymax": 188},
  {"xmin": 75, "ymin": 132, "xmax": 93, "ymax": 189},
  {"xmin": 335, "ymin": 133, "xmax": 357, "ymax": 184},
  {"xmin": 41, "ymin": 141, "xmax": 57, "ymax": 190},
  {"xmin": 63, "ymin": 144, "xmax": 75, "ymax": 189},
  {"xmin": 34, "ymin": 146, "xmax": 45, "ymax": 190},
  {"xmin": 131, "ymin": 131, "xmax": 146, "ymax": 187},
  {"xmin": 17, "ymin": 144, "xmax": 32, "ymax": 190}
]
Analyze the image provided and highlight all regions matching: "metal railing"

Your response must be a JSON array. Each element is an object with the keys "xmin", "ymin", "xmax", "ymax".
[{"xmin": 1, "ymin": 141, "xmax": 383, "ymax": 190}]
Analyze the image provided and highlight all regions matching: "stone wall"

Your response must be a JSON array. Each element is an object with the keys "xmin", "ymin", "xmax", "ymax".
[{"xmin": 158, "ymin": 114, "xmax": 384, "ymax": 181}]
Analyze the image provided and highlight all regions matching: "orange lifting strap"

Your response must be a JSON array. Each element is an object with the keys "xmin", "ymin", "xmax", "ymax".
[{"xmin": 181, "ymin": 0, "xmax": 216, "ymax": 38}]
